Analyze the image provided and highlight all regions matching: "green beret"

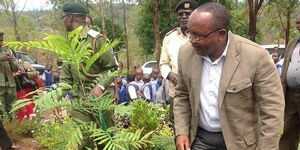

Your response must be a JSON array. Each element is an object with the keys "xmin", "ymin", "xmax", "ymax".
[
  {"xmin": 0, "ymin": 32, "xmax": 4, "ymax": 37},
  {"xmin": 175, "ymin": 0, "xmax": 199, "ymax": 12},
  {"xmin": 63, "ymin": 2, "xmax": 87, "ymax": 15}
]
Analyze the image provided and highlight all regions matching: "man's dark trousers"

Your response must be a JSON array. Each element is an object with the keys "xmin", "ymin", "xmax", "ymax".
[
  {"xmin": 0, "ymin": 121, "xmax": 12, "ymax": 150},
  {"xmin": 191, "ymin": 128, "xmax": 227, "ymax": 150},
  {"xmin": 279, "ymin": 89, "xmax": 300, "ymax": 150}
]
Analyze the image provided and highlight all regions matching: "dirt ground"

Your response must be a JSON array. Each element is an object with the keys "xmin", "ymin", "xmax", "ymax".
[
  {"xmin": 5, "ymin": 111, "xmax": 53, "ymax": 150},
  {"xmin": 11, "ymin": 137, "xmax": 45, "ymax": 150}
]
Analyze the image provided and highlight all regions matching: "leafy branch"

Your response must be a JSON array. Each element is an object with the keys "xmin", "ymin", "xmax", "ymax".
[{"xmin": 4, "ymin": 26, "xmax": 120, "ymax": 74}]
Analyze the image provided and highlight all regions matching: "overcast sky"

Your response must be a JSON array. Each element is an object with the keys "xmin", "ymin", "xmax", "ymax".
[{"xmin": 16, "ymin": 0, "xmax": 52, "ymax": 11}]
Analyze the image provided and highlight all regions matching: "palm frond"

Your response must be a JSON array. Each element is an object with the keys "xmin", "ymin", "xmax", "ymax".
[
  {"xmin": 10, "ymin": 83, "xmax": 72, "ymax": 113},
  {"xmin": 152, "ymin": 135, "xmax": 176, "ymax": 150}
]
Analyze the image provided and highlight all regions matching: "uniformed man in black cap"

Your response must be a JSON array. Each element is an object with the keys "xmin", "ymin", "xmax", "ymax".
[
  {"xmin": 60, "ymin": 2, "xmax": 117, "ymax": 99},
  {"xmin": 60, "ymin": 2, "xmax": 117, "ymax": 149},
  {"xmin": 159, "ymin": 0, "xmax": 198, "ymax": 122}
]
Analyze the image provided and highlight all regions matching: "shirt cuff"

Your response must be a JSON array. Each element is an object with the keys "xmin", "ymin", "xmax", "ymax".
[{"xmin": 98, "ymin": 84, "xmax": 105, "ymax": 90}]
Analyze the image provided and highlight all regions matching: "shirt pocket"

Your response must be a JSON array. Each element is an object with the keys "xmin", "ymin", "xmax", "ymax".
[
  {"xmin": 226, "ymin": 78, "xmax": 253, "ymax": 108},
  {"xmin": 227, "ymin": 78, "xmax": 252, "ymax": 93}
]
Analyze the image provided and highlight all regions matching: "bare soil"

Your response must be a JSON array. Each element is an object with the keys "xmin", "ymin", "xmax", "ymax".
[{"xmin": 12, "ymin": 137, "xmax": 46, "ymax": 150}]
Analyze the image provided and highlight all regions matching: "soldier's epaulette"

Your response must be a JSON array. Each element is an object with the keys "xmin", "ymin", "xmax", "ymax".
[
  {"xmin": 165, "ymin": 27, "xmax": 179, "ymax": 37},
  {"xmin": 87, "ymin": 29, "xmax": 107, "ymax": 40}
]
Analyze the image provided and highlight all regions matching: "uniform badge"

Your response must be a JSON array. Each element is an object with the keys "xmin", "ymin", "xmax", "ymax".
[{"xmin": 184, "ymin": 3, "xmax": 190, "ymax": 9}]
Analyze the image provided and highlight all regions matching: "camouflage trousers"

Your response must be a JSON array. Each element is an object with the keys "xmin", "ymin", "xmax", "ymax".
[{"xmin": 0, "ymin": 86, "xmax": 17, "ymax": 116}]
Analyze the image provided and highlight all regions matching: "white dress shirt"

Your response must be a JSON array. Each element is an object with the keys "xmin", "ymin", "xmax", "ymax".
[
  {"xmin": 199, "ymin": 38, "xmax": 230, "ymax": 132},
  {"xmin": 286, "ymin": 42, "xmax": 300, "ymax": 89}
]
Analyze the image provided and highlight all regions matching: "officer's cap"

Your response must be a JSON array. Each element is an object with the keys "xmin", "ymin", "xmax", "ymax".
[
  {"xmin": 175, "ymin": 0, "xmax": 199, "ymax": 12},
  {"xmin": 63, "ymin": 2, "xmax": 87, "ymax": 15},
  {"xmin": 0, "ymin": 32, "xmax": 4, "ymax": 38}
]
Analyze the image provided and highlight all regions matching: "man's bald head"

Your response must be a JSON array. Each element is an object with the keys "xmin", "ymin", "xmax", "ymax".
[{"xmin": 193, "ymin": 2, "xmax": 230, "ymax": 31}]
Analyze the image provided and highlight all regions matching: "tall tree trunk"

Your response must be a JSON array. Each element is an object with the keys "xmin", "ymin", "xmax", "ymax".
[
  {"xmin": 99, "ymin": 0, "xmax": 106, "ymax": 34},
  {"xmin": 12, "ymin": 15, "xmax": 20, "ymax": 41},
  {"xmin": 10, "ymin": 1, "xmax": 20, "ymax": 41},
  {"xmin": 152, "ymin": 0, "xmax": 161, "ymax": 65},
  {"xmin": 168, "ymin": 0, "xmax": 172, "ymax": 26},
  {"xmin": 235, "ymin": 0, "xmax": 239, "ymax": 8},
  {"xmin": 247, "ymin": 0, "xmax": 263, "ymax": 42},
  {"xmin": 0, "ymin": 0, "xmax": 26, "ymax": 41},
  {"xmin": 110, "ymin": 0, "xmax": 115, "ymax": 39},
  {"xmin": 285, "ymin": 9, "xmax": 291, "ymax": 47},
  {"xmin": 248, "ymin": 0, "xmax": 256, "ymax": 41},
  {"xmin": 122, "ymin": 0, "xmax": 130, "ymax": 70}
]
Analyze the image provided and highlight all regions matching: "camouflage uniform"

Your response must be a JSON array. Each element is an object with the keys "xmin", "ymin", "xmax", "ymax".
[
  {"xmin": 60, "ymin": 26, "xmax": 117, "ymax": 123},
  {"xmin": 60, "ymin": 26, "xmax": 117, "ymax": 97},
  {"xmin": 61, "ymin": 3, "xmax": 118, "ymax": 148},
  {"xmin": 0, "ymin": 47, "xmax": 18, "ymax": 115}
]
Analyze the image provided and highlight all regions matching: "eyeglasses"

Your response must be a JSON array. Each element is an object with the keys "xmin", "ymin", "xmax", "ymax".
[{"xmin": 188, "ymin": 28, "xmax": 224, "ymax": 41}]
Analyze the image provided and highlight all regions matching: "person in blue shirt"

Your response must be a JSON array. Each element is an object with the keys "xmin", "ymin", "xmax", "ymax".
[
  {"xmin": 272, "ymin": 51, "xmax": 282, "ymax": 75},
  {"xmin": 42, "ymin": 64, "xmax": 53, "ymax": 88},
  {"xmin": 114, "ymin": 77, "xmax": 127, "ymax": 104}
]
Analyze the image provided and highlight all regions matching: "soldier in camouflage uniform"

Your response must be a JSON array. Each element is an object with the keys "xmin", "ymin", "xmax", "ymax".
[
  {"xmin": 61, "ymin": 2, "xmax": 117, "ymax": 99},
  {"xmin": 60, "ymin": 3, "xmax": 117, "ymax": 122},
  {"xmin": 0, "ymin": 32, "xmax": 19, "ymax": 116},
  {"xmin": 0, "ymin": 32, "xmax": 20, "ymax": 150},
  {"xmin": 60, "ymin": 3, "xmax": 117, "ymax": 148}
]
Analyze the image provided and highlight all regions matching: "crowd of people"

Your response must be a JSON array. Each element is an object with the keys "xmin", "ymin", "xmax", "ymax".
[
  {"xmin": 0, "ymin": 0, "xmax": 300, "ymax": 150},
  {"xmin": 112, "ymin": 65, "xmax": 169, "ymax": 105}
]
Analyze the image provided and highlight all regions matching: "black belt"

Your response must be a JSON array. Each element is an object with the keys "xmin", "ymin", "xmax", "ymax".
[{"xmin": 198, "ymin": 127, "xmax": 222, "ymax": 134}]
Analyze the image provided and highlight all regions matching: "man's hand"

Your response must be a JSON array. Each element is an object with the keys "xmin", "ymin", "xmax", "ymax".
[
  {"xmin": 167, "ymin": 72, "xmax": 178, "ymax": 86},
  {"xmin": 0, "ymin": 55, "xmax": 12, "ymax": 62},
  {"xmin": 176, "ymin": 135, "xmax": 190, "ymax": 150},
  {"xmin": 53, "ymin": 108, "xmax": 64, "ymax": 119},
  {"xmin": 90, "ymin": 86, "xmax": 103, "ymax": 97}
]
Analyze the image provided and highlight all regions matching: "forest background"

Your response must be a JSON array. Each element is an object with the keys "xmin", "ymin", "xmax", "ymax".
[{"xmin": 0, "ymin": 0, "xmax": 299, "ymax": 69}]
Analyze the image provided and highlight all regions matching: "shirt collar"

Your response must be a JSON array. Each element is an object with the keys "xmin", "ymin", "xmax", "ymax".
[
  {"xmin": 202, "ymin": 34, "xmax": 230, "ymax": 64},
  {"xmin": 178, "ymin": 27, "xmax": 188, "ymax": 38}
]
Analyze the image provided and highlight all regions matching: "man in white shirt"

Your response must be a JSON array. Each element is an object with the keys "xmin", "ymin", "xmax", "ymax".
[
  {"xmin": 279, "ymin": 12, "xmax": 300, "ymax": 150},
  {"xmin": 174, "ymin": 2, "xmax": 284, "ymax": 150}
]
